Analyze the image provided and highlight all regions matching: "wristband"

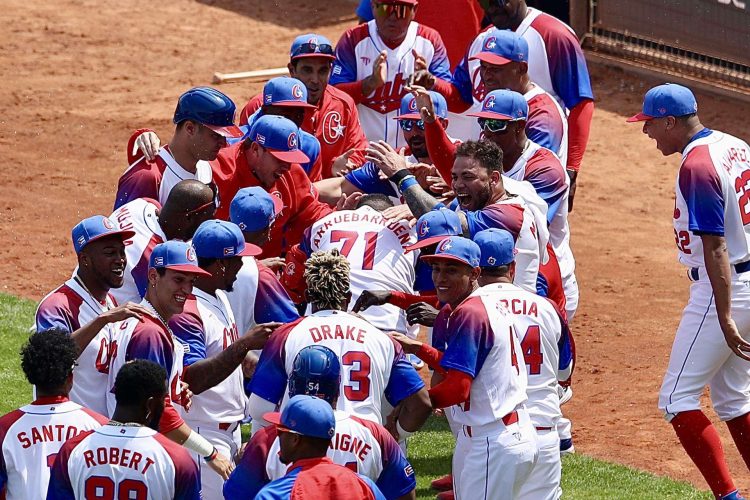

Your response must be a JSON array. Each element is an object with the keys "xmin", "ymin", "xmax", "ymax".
[
  {"xmin": 182, "ymin": 430, "xmax": 214, "ymax": 458},
  {"xmin": 396, "ymin": 420, "xmax": 414, "ymax": 441},
  {"xmin": 398, "ymin": 175, "xmax": 418, "ymax": 192},
  {"xmin": 204, "ymin": 447, "xmax": 219, "ymax": 463},
  {"xmin": 389, "ymin": 169, "xmax": 412, "ymax": 185}
]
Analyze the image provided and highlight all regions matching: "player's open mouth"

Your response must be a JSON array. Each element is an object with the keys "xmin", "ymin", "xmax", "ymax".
[
  {"xmin": 174, "ymin": 294, "xmax": 187, "ymax": 304},
  {"xmin": 456, "ymin": 193, "xmax": 472, "ymax": 207},
  {"xmin": 111, "ymin": 268, "xmax": 124, "ymax": 278}
]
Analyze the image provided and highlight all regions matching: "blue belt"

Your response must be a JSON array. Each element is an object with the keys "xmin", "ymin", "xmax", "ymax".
[{"xmin": 689, "ymin": 260, "xmax": 750, "ymax": 280}]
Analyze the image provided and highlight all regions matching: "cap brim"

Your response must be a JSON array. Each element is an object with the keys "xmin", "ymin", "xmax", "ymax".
[
  {"xmin": 393, "ymin": 113, "xmax": 422, "ymax": 120},
  {"xmin": 405, "ymin": 235, "xmax": 450, "ymax": 252},
  {"xmin": 238, "ymin": 243, "xmax": 263, "ymax": 257},
  {"xmin": 290, "ymin": 53, "xmax": 336, "ymax": 61},
  {"xmin": 626, "ymin": 112, "xmax": 653, "ymax": 123},
  {"xmin": 263, "ymin": 412, "xmax": 286, "ymax": 428},
  {"xmin": 469, "ymin": 52, "xmax": 514, "ymax": 65},
  {"xmin": 84, "ymin": 230, "xmax": 136, "ymax": 248},
  {"xmin": 270, "ymin": 195, "xmax": 284, "ymax": 216},
  {"xmin": 421, "ymin": 254, "xmax": 475, "ymax": 267},
  {"xmin": 269, "ymin": 100, "xmax": 316, "ymax": 109},
  {"xmin": 164, "ymin": 264, "xmax": 212, "ymax": 277},
  {"xmin": 267, "ymin": 149, "xmax": 310, "ymax": 164},
  {"xmin": 467, "ymin": 111, "xmax": 515, "ymax": 120},
  {"xmin": 204, "ymin": 124, "xmax": 244, "ymax": 138}
]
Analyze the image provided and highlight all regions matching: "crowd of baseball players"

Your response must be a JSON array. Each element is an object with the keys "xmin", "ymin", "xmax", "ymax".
[{"xmin": 4, "ymin": 0, "xmax": 750, "ymax": 498}]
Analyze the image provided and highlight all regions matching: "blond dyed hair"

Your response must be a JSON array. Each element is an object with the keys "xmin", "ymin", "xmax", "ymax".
[{"xmin": 304, "ymin": 249, "xmax": 351, "ymax": 310}]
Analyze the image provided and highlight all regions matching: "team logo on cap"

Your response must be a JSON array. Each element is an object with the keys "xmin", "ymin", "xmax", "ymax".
[
  {"xmin": 307, "ymin": 36, "xmax": 319, "ymax": 45},
  {"xmin": 286, "ymin": 262, "xmax": 296, "ymax": 275},
  {"xmin": 438, "ymin": 239, "xmax": 452, "ymax": 252},
  {"xmin": 408, "ymin": 97, "xmax": 418, "ymax": 112},
  {"xmin": 291, "ymin": 84, "xmax": 304, "ymax": 99},
  {"xmin": 487, "ymin": 256, "xmax": 496, "ymax": 265},
  {"xmin": 288, "ymin": 132, "xmax": 298, "ymax": 149},
  {"xmin": 186, "ymin": 247, "xmax": 197, "ymax": 263},
  {"xmin": 485, "ymin": 95, "xmax": 496, "ymax": 109},
  {"xmin": 154, "ymin": 256, "xmax": 164, "ymax": 266},
  {"xmin": 256, "ymin": 133, "xmax": 266, "ymax": 145},
  {"xmin": 418, "ymin": 221, "xmax": 430, "ymax": 237},
  {"xmin": 77, "ymin": 236, "xmax": 86, "ymax": 247},
  {"xmin": 484, "ymin": 37, "xmax": 497, "ymax": 50},
  {"xmin": 102, "ymin": 217, "xmax": 114, "ymax": 229},
  {"xmin": 223, "ymin": 247, "xmax": 235, "ymax": 256}
]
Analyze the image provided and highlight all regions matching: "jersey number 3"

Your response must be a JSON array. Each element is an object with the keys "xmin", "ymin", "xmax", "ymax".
[{"xmin": 342, "ymin": 351, "xmax": 371, "ymax": 401}]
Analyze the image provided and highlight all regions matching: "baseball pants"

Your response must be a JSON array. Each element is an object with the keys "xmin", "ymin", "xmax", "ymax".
[
  {"xmin": 192, "ymin": 422, "xmax": 241, "ymax": 500},
  {"xmin": 452, "ymin": 409, "xmax": 538, "ymax": 500},
  {"xmin": 659, "ymin": 277, "xmax": 750, "ymax": 421},
  {"xmin": 517, "ymin": 428, "xmax": 562, "ymax": 500},
  {"xmin": 562, "ymin": 272, "xmax": 579, "ymax": 323}
]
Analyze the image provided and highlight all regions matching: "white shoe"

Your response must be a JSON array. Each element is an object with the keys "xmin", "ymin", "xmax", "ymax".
[{"xmin": 408, "ymin": 353, "xmax": 424, "ymax": 369}]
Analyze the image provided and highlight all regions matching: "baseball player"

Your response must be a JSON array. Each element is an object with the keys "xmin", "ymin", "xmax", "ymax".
[
  {"xmin": 254, "ymin": 395, "xmax": 387, "ymax": 500},
  {"xmin": 225, "ymin": 345, "xmax": 416, "ymax": 500},
  {"xmin": 47, "ymin": 360, "xmax": 200, "ymax": 500},
  {"xmin": 240, "ymin": 34, "xmax": 370, "ymax": 180},
  {"xmin": 0, "ymin": 330, "xmax": 108, "ymax": 500},
  {"xmin": 106, "ymin": 241, "xmax": 234, "ymax": 479},
  {"xmin": 390, "ymin": 236, "xmax": 538, "ymax": 499},
  {"xmin": 109, "ymin": 179, "xmax": 216, "ymax": 305},
  {"xmin": 282, "ymin": 195, "xmax": 419, "ymax": 338},
  {"xmin": 168, "ymin": 219, "xmax": 281, "ymax": 498},
  {"xmin": 210, "ymin": 115, "xmax": 333, "ymax": 258},
  {"xmin": 475, "ymin": 228, "xmax": 574, "ymax": 500},
  {"xmin": 248, "ymin": 249, "xmax": 431, "ymax": 436},
  {"xmin": 331, "ymin": 0, "xmax": 452, "ymax": 147},
  {"xmin": 629, "ymin": 84, "xmax": 750, "ymax": 500},
  {"xmin": 115, "ymin": 87, "xmax": 242, "ymax": 209},
  {"xmin": 35, "ymin": 215, "xmax": 150, "ymax": 414}
]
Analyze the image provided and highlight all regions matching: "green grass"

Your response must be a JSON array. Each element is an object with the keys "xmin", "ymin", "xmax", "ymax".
[{"xmin": 0, "ymin": 293, "xmax": 711, "ymax": 498}]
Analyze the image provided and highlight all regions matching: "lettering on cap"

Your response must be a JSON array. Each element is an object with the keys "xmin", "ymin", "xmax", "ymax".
[
  {"xmin": 288, "ymin": 132, "xmax": 298, "ymax": 149},
  {"xmin": 408, "ymin": 98, "xmax": 418, "ymax": 111},
  {"xmin": 485, "ymin": 96, "xmax": 496, "ymax": 109},
  {"xmin": 187, "ymin": 247, "xmax": 197, "ymax": 262},
  {"xmin": 484, "ymin": 37, "xmax": 497, "ymax": 50},
  {"xmin": 292, "ymin": 84, "xmax": 304, "ymax": 99},
  {"xmin": 438, "ymin": 239, "xmax": 452, "ymax": 252},
  {"xmin": 418, "ymin": 221, "xmax": 430, "ymax": 237},
  {"xmin": 102, "ymin": 218, "xmax": 114, "ymax": 229}
]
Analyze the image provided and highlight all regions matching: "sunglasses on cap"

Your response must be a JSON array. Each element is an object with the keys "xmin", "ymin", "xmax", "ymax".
[
  {"xmin": 291, "ymin": 42, "xmax": 335, "ymax": 58},
  {"xmin": 399, "ymin": 119, "xmax": 425, "ymax": 132},
  {"xmin": 478, "ymin": 0, "xmax": 508, "ymax": 9},
  {"xmin": 374, "ymin": 2, "xmax": 415, "ymax": 19},
  {"xmin": 478, "ymin": 117, "xmax": 510, "ymax": 133}
]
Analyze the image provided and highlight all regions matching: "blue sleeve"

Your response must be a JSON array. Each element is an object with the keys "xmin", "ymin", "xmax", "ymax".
[
  {"xmin": 413, "ymin": 261, "xmax": 434, "ymax": 292},
  {"xmin": 356, "ymin": 0, "xmax": 374, "ymax": 20},
  {"xmin": 254, "ymin": 470, "xmax": 299, "ymax": 500},
  {"xmin": 45, "ymin": 454, "xmax": 75, "ymax": 500},
  {"xmin": 536, "ymin": 272, "xmax": 549, "ymax": 298},
  {"xmin": 524, "ymin": 161, "xmax": 567, "ymax": 223},
  {"xmin": 558, "ymin": 319, "xmax": 573, "ymax": 372},
  {"xmin": 224, "ymin": 429, "xmax": 275, "ymax": 500},
  {"xmin": 450, "ymin": 56, "xmax": 475, "ymax": 105},
  {"xmin": 331, "ymin": 31, "xmax": 360, "ymax": 85},
  {"xmin": 546, "ymin": 29, "xmax": 594, "ymax": 109},
  {"xmin": 374, "ymin": 436, "xmax": 416, "ymax": 499},
  {"xmin": 125, "ymin": 325, "xmax": 173, "ymax": 378},
  {"xmin": 35, "ymin": 305, "xmax": 74, "ymax": 333},
  {"xmin": 359, "ymin": 475, "xmax": 388, "ymax": 500},
  {"xmin": 439, "ymin": 299, "xmax": 492, "ymax": 377},
  {"xmin": 299, "ymin": 131, "xmax": 321, "ymax": 175},
  {"xmin": 169, "ymin": 311, "xmax": 207, "ymax": 367},
  {"xmin": 678, "ymin": 151, "xmax": 725, "ymax": 235},
  {"xmin": 248, "ymin": 324, "xmax": 293, "ymax": 404},
  {"xmin": 383, "ymin": 340, "xmax": 425, "ymax": 407},
  {"xmin": 254, "ymin": 266, "xmax": 301, "ymax": 324},
  {"xmin": 345, "ymin": 162, "xmax": 399, "ymax": 197},
  {"xmin": 427, "ymin": 36, "xmax": 452, "ymax": 82}
]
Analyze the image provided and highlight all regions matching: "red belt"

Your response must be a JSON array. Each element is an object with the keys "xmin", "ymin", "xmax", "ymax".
[
  {"xmin": 465, "ymin": 411, "xmax": 518, "ymax": 437},
  {"xmin": 535, "ymin": 426, "xmax": 553, "ymax": 431},
  {"xmin": 218, "ymin": 422, "xmax": 234, "ymax": 430}
]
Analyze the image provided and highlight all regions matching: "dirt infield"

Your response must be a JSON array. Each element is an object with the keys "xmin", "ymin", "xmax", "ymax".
[{"xmin": 2, "ymin": 0, "xmax": 749, "ymax": 492}]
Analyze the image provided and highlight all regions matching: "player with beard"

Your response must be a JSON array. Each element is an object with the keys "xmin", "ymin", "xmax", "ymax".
[{"xmin": 47, "ymin": 360, "xmax": 201, "ymax": 499}]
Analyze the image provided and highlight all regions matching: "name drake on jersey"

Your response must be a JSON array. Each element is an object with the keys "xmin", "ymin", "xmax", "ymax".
[{"xmin": 309, "ymin": 323, "xmax": 368, "ymax": 345}]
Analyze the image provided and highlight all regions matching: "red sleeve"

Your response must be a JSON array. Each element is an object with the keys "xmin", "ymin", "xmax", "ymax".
[
  {"xmin": 280, "ymin": 243, "xmax": 309, "ymax": 304},
  {"xmin": 538, "ymin": 244, "xmax": 567, "ymax": 319},
  {"xmin": 428, "ymin": 369, "xmax": 472, "ymax": 408},
  {"xmin": 334, "ymin": 80, "xmax": 367, "ymax": 104},
  {"xmin": 47, "ymin": 430, "xmax": 94, "ymax": 499},
  {"xmin": 431, "ymin": 78, "xmax": 472, "ymax": 113},
  {"xmin": 341, "ymin": 102, "xmax": 369, "ymax": 169},
  {"xmin": 127, "ymin": 128, "xmax": 156, "ymax": 165},
  {"xmin": 157, "ymin": 395, "xmax": 185, "ymax": 434},
  {"xmin": 566, "ymin": 99, "xmax": 594, "ymax": 172},
  {"xmin": 153, "ymin": 433, "xmax": 201, "ymax": 500},
  {"xmin": 387, "ymin": 291, "xmax": 440, "ymax": 310},
  {"xmin": 424, "ymin": 120, "xmax": 458, "ymax": 182},
  {"xmin": 283, "ymin": 168, "xmax": 333, "ymax": 254},
  {"xmin": 416, "ymin": 343, "xmax": 445, "ymax": 375},
  {"xmin": 239, "ymin": 94, "xmax": 263, "ymax": 127}
]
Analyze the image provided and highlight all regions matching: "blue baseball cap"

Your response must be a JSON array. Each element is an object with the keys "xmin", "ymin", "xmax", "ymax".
[
  {"xmin": 470, "ymin": 28, "xmax": 528, "ymax": 66},
  {"xmin": 263, "ymin": 77, "xmax": 315, "ymax": 109},
  {"xmin": 72, "ymin": 215, "xmax": 135, "ymax": 254},
  {"xmin": 248, "ymin": 115, "xmax": 310, "ymax": 164},
  {"xmin": 149, "ymin": 241, "xmax": 210, "ymax": 276},
  {"xmin": 264, "ymin": 395, "xmax": 336, "ymax": 440},
  {"xmin": 468, "ymin": 89, "xmax": 528, "ymax": 120},
  {"xmin": 290, "ymin": 34, "xmax": 335, "ymax": 61},
  {"xmin": 394, "ymin": 91, "xmax": 448, "ymax": 121},
  {"xmin": 406, "ymin": 210, "xmax": 462, "ymax": 252},
  {"xmin": 421, "ymin": 236, "xmax": 481, "ymax": 268},
  {"xmin": 192, "ymin": 220, "xmax": 261, "ymax": 259},
  {"xmin": 474, "ymin": 228, "xmax": 516, "ymax": 267},
  {"xmin": 230, "ymin": 187, "xmax": 284, "ymax": 233},
  {"xmin": 173, "ymin": 87, "xmax": 243, "ymax": 138},
  {"xmin": 627, "ymin": 83, "xmax": 698, "ymax": 122}
]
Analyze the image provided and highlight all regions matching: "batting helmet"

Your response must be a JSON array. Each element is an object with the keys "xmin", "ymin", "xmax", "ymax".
[
  {"xmin": 173, "ymin": 87, "xmax": 242, "ymax": 138},
  {"xmin": 288, "ymin": 345, "xmax": 341, "ymax": 405}
]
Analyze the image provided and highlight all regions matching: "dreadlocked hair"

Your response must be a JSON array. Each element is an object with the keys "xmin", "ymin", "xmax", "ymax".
[
  {"xmin": 304, "ymin": 249, "xmax": 351, "ymax": 310},
  {"xmin": 21, "ymin": 328, "xmax": 78, "ymax": 391}
]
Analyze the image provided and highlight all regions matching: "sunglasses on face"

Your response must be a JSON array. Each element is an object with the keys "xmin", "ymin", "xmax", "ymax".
[
  {"xmin": 374, "ymin": 2, "xmax": 415, "ymax": 19},
  {"xmin": 291, "ymin": 42, "xmax": 335, "ymax": 58},
  {"xmin": 478, "ymin": 117, "xmax": 511, "ymax": 133},
  {"xmin": 399, "ymin": 119, "xmax": 425, "ymax": 132}
]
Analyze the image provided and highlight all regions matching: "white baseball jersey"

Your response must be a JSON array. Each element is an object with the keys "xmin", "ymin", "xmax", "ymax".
[
  {"xmin": 0, "ymin": 398, "xmax": 107, "ymax": 500},
  {"xmin": 35, "ymin": 276, "xmax": 119, "ymax": 415},
  {"xmin": 249, "ymin": 310, "xmax": 424, "ymax": 424},
  {"xmin": 170, "ymin": 290, "xmax": 246, "ymax": 424},
  {"xmin": 673, "ymin": 130, "xmax": 750, "ymax": 268},
  {"xmin": 109, "ymin": 198, "xmax": 166, "ymax": 305},
  {"xmin": 331, "ymin": 20, "xmax": 452, "ymax": 147},
  {"xmin": 474, "ymin": 283, "xmax": 573, "ymax": 429},
  {"xmin": 301, "ymin": 206, "xmax": 418, "ymax": 335},
  {"xmin": 46, "ymin": 424, "xmax": 200, "ymax": 500}
]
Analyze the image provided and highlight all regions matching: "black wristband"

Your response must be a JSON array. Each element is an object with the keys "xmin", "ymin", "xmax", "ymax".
[{"xmin": 388, "ymin": 169, "xmax": 412, "ymax": 184}]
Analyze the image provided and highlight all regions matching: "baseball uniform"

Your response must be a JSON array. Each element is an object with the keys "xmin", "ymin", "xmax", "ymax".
[
  {"xmin": 35, "ymin": 276, "xmax": 119, "ymax": 415},
  {"xmin": 0, "ymin": 397, "xmax": 107, "ymax": 500},
  {"xmin": 249, "ymin": 310, "xmax": 424, "ymax": 425},
  {"xmin": 109, "ymin": 198, "xmax": 166, "ymax": 305},
  {"xmin": 224, "ymin": 409, "xmax": 415, "ymax": 500},
  {"xmin": 331, "ymin": 20, "xmax": 451, "ymax": 147},
  {"xmin": 46, "ymin": 424, "xmax": 199, "ymax": 500}
]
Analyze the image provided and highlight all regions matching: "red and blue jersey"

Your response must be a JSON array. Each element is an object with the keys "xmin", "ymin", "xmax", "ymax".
[
  {"xmin": 224, "ymin": 410, "xmax": 414, "ymax": 500},
  {"xmin": 254, "ymin": 457, "xmax": 386, "ymax": 500},
  {"xmin": 525, "ymin": 84, "xmax": 568, "ymax": 166}
]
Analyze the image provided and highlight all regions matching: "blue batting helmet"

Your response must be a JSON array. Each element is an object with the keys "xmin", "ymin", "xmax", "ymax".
[
  {"xmin": 288, "ymin": 345, "xmax": 341, "ymax": 405},
  {"xmin": 173, "ymin": 87, "xmax": 243, "ymax": 138}
]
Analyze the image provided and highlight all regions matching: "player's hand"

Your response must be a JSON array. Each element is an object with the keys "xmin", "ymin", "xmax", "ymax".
[
  {"xmin": 336, "ymin": 191, "xmax": 363, "ymax": 211},
  {"xmin": 406, "ymin": 302, "xmax": 439, "ymax": 327},
  {"xmin": 100, "ymin": 303, "xmax": 150, "ymax": 324},
  {"xmin": 385, "ymin": 403, "xmax": 403, "ymax": 441},
  {"xmin": 365, "ymin": 140, "xmax": 408, "ymax": 178},
  {"xmin": 410, "ymin": 69, "xmax": 436, "ymax": 90},
  {"xmin": 721, "ymin": 318, "xmax": 750, "ymax": 361},
  {"xmin": 260, "ymin": 257, "xmax": 286, "ymax": 272},
  {"xmin": 353, "ymin": 290, "xmax": 392, "ymax": 312},
  {"xmin": 406, "ymin": 84, "xmax": 437, "ymax": 124},
  {"xmin": 331, "ymin": 148, "xmax": 361, "ymax": 177},
  {"xmin": 242, "ymin": 351, "xmax": 260, "ymax": 379},
  {"xmin": 382, "ymin": 204, "xmax": 415, "ymax": 224},
  {"xmin": 135, "ymin": 131, "xmax": 161, "ymax": 161},
  {"xmin": 364, "ymin": 51, "xmax": 388, "ymax": 95},
  {"xmin": 207, "ymin": 452, "xmax": 235, "ymax": 479},
  {"xmin": 389, "ymin": 332, "xmax": 423, "ymax": 355},
  {"xmin": 243, "ymin": 322, "xmax": 283, "ymax": 350},
  {"xmin": 180, "ymin": 382, "xmax": 193, "ymax": 412},
  {"xmin": 566, "ymin": 169, "xmax": 578, "ymax": 212},
  {"xmin": 412, "ymin": 49, "xmax": 428, "ymax": 72}
]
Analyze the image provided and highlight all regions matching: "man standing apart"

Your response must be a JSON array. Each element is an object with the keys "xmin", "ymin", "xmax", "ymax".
[{"xmin": 629, "ymin": 84, "xmax": 750, "ymax": 500}]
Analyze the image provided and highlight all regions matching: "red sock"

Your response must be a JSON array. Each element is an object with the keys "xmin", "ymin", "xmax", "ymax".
[
  {"xmin": 727, "ymin": 412, "xmax": 750, "ymax": 470},
  {"xmin": 671, "ymin": 410, "xmax": 735, "ymax": 498}
]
